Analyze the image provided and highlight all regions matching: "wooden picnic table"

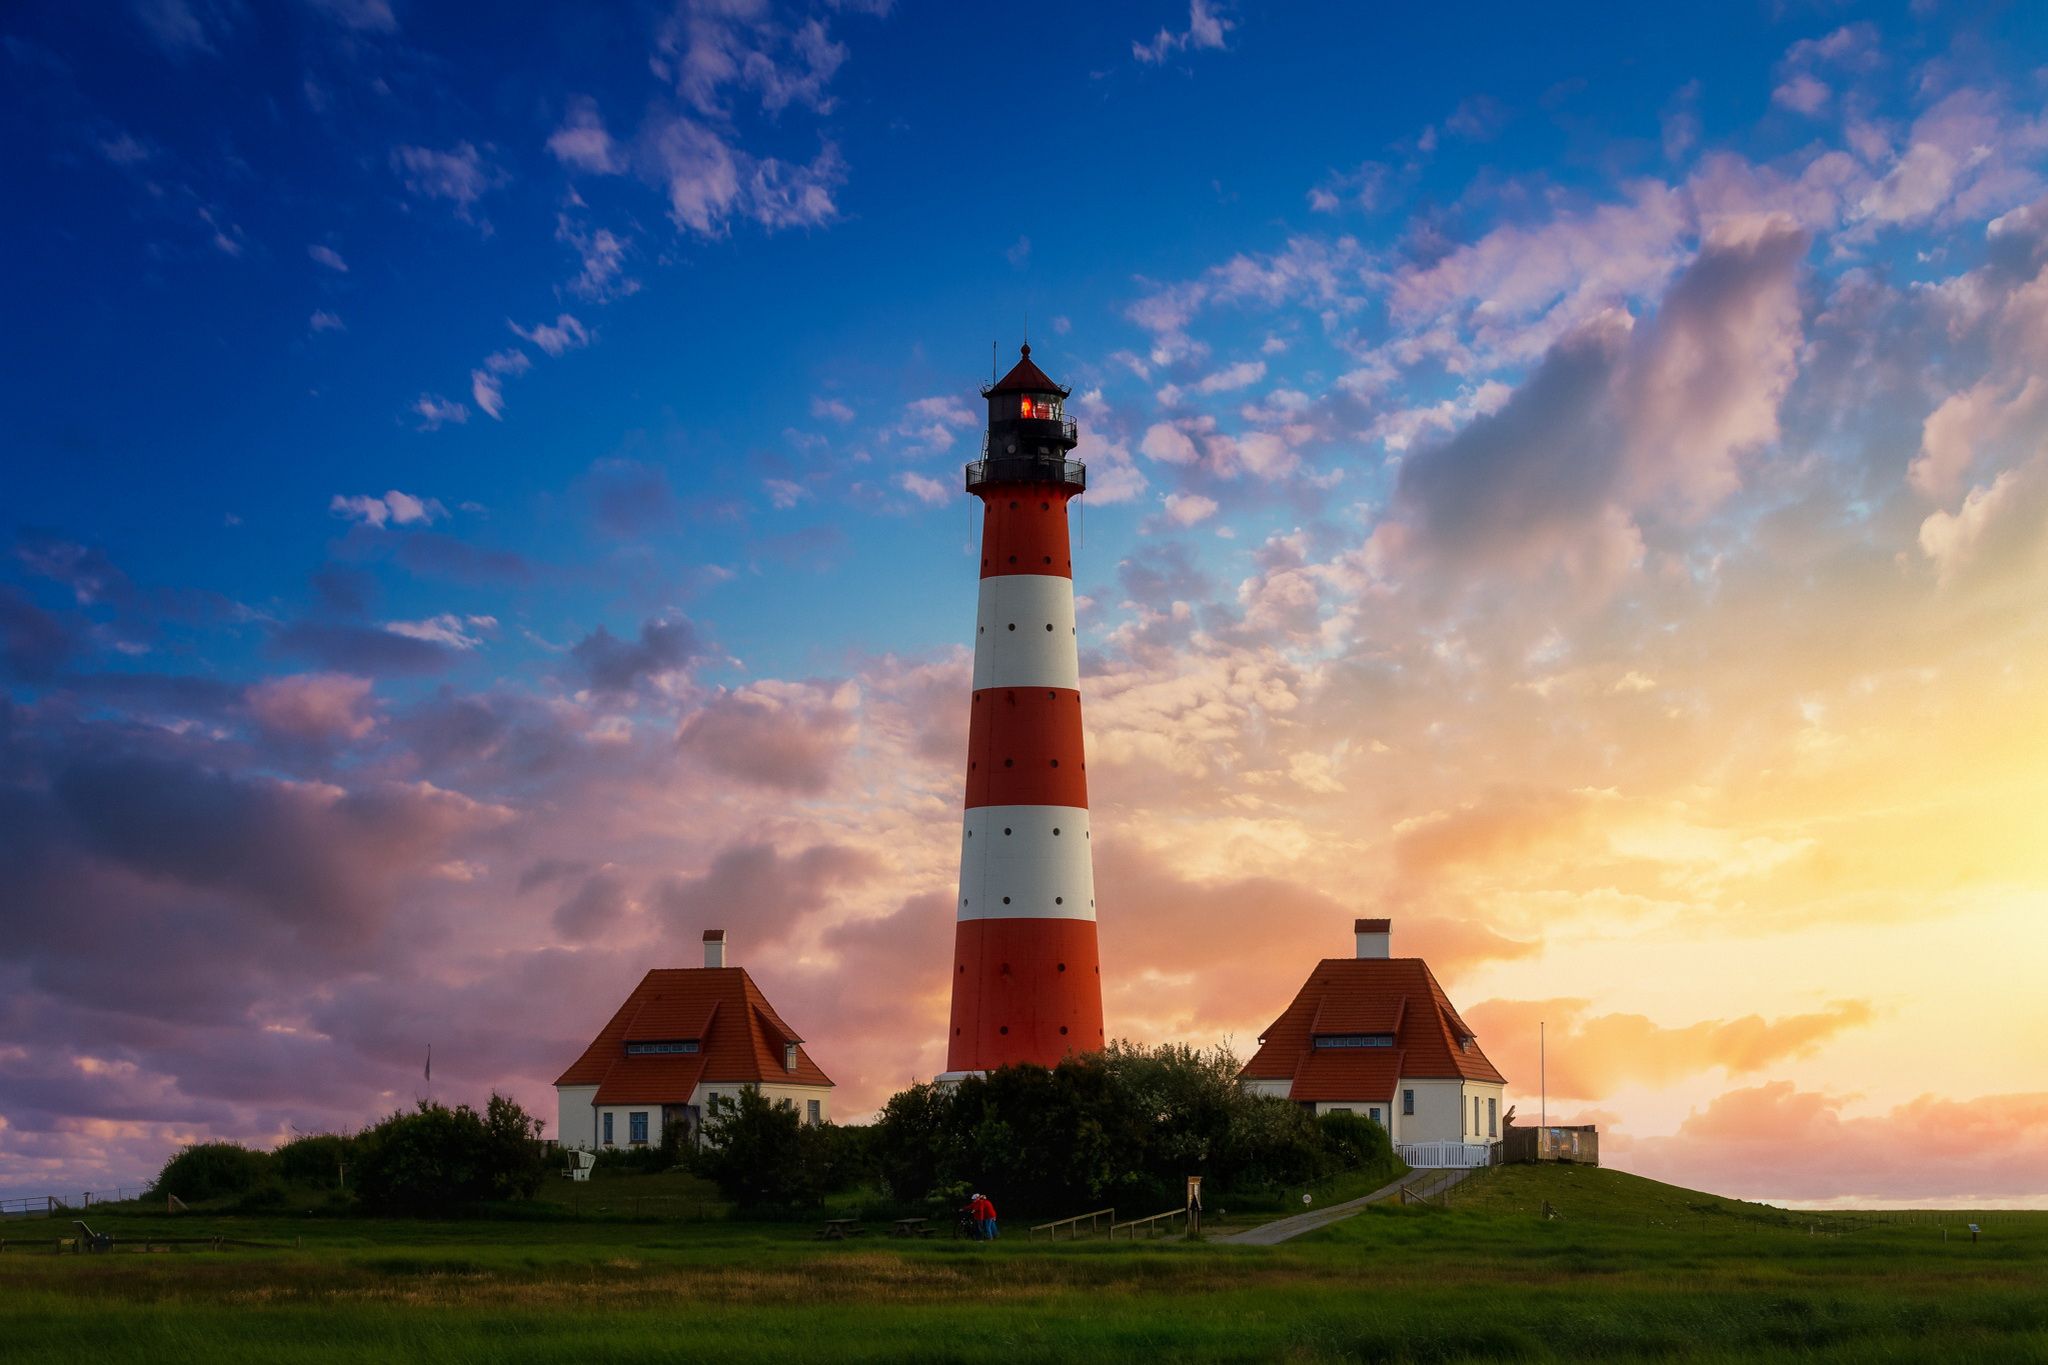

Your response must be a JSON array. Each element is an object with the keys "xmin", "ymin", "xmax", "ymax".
[
  {"xmin": 889, "ymin": 1217, "xmax": 934, "ymax": 1238},
  {"xmin": 817, "ymin": 1218, "xmax": 866, "ymax": 1240}
]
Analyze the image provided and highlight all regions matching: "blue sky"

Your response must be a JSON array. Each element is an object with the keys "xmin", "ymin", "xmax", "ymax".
[{"xmin": 6, "ymin": 0, "xmax": 2048, "ymax": 1204}]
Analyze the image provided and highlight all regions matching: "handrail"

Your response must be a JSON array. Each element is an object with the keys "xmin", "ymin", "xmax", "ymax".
[
  {"xmin": 1028, "ymin": 1206, "xmax": 1116, "ymax": 1240},
  {"xmin": 964, "ymin": 455, "xmax": 1087, "ymax": 492},
  {"xmin": 1108, "ymin": 1207, "xmax": 1189, "ymax": 1240}
]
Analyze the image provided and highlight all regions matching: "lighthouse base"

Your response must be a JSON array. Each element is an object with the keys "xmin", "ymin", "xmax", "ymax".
[{"xmin": 945, "ymin": 916, "xmax": 1104, "ymax": 1073}]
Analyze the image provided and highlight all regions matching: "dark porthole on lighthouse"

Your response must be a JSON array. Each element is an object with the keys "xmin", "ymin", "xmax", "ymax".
[
  {"xmin": 999, "ymin": 1026, "xmax": 1009, "ymax": 1035},
  {"xmin": 1059, "ymin": 1026, "xmax": 1069, "ymax": 1035}
]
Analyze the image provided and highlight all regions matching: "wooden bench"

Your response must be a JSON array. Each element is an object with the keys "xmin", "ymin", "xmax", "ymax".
[
  {"xmin": 889, "ymin": 1217, "xmax": 934, "ymax": 1238},
  {"xmin": 816, "ymin": 1218, "xmax": 867, "ymax": 1240}
]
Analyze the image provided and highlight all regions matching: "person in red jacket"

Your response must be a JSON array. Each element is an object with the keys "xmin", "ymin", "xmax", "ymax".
[{"xmin": 971, "ymin": 1192, "xmax": 999, "ymax": 1240}]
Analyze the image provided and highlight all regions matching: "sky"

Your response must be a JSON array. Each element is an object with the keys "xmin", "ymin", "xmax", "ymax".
[{"xmin": 2, "ymin": 0, "xmax": 2046, "ymax": 1207}]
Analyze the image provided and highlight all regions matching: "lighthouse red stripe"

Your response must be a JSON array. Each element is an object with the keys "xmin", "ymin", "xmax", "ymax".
[
  {"xmin": 977, "ymin": 486, "xmax": 1075, "ymax": 579},
  {"xmin": 963, "ymin": 687, "xmax": 1088, "ymax": 809},
  {"xmin": 946, "ymin": 916, "xmax": 1104, "ymax": 1071}
]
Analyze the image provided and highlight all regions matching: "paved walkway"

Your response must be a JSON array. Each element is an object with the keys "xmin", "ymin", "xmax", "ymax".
[{"xmin": 1219, "ymin": 1167, "xmax": 1475, "ymax": 1246}]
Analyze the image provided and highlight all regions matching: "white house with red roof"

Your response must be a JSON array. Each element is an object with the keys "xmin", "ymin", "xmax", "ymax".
[
  {"xmin": 1240, "ymin": 919, "xmax": 1507, "ymax": 1159},
  {"xmin": 554, "ymin": 930, "xmax": 834, "ymax": 1151}
]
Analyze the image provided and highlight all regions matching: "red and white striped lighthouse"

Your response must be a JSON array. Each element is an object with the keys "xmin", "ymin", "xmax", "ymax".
[{"xmin": 940, "ymin": 345, "xmax": 1103, "ymax": 1079}]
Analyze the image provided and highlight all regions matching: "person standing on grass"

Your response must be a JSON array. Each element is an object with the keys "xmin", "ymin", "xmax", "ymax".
[{"xmin": 976, "ymin": 1192, "xmax": 999, "ymax": 1241}]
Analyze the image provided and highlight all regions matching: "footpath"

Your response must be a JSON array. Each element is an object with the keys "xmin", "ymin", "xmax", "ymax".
[{"xmin": 1219, "ymin": 1167, "xmax": 1474, "ymax": 1246}]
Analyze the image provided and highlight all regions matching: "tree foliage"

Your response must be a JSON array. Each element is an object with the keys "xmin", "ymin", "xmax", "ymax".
[
  {"xmin": 350, "ymin": 1094, "xmax": 547, "ymax": 1215},
  {"xmin": 692, "ymin": 1087, "xmax": 860, "ymax": 1212},
  {"xmin": 869, "ymin": 1040, "xmax": 1388, "ymax": 1218},
  {"xmin": 150, "ymin": 1141, "xmax": 273, "ymax": 1203}
]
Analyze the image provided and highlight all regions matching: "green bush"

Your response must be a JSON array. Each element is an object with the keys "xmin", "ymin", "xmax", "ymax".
[
  {"xmin": 150, "ymin": 1141, "xmax": 273, "ymax": 1203},
  {"xmin": 351, "ymin": 1094, "xmax": 547, "ymax": 1215},
  {"xmin": 869, "ymin": 1039, "xmax": 1368, "ymax": 1219},
  {"xmin": 274, "ymin": 1133, "xmax": 357, "ymax": 1190},
  {"xmin": 692, "ymin": 1089, "xmax": 863, "ymax": 1213}
]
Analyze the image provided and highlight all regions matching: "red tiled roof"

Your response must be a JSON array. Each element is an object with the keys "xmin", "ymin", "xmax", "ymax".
[
  {"xmin": 554, "ymin": 967, "xmax": 833, "ymax": 1105},
  {"xmin": 986, "ymin": 344, "xmax": 1068, "ymax": 396},
  {"xmin": 1241, "ymin": 957, "xmax": 1506, "ymax": 1102}
]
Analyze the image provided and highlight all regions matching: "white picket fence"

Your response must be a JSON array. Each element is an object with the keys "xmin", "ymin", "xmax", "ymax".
[{"xmin": 1397, "ymin": 1141, "xmax": 1494, "ymax": 1169}]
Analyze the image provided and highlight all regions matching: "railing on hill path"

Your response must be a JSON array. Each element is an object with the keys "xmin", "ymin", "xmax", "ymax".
[
  {"xmin": 1396, "ymin": 1141, "xmax": 1495, "ymax": 1170},
  {"xmin": 1028, "ymin": 1207, "xmax": 1116, "ymax": 1240},
  {"xmin": 0, "ymin": 1196, "xmax": 65, "ymax": 1220},
  {"xmin": 1109, "ymin": 1208, "xmax": 1188, "ymax": 1240}
]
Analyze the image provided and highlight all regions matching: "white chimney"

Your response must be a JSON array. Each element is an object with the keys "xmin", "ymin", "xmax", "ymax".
[
  {"xmin": 703, "ymin": 928, "xmax": 726, "ymax": 969},
  {"xmin": 1354, "ymin": 918, "xmax": 1390, "ymax": 959}
]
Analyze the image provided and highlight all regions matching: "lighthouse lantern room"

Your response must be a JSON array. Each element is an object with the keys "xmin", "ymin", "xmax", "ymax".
[{"xmin": 941, "ymin": 345, "xmax": 1103, "ymax": 1080}]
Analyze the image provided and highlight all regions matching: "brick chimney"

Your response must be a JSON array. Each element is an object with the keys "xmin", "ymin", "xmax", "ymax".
[
  {"xmin": 1354, "ymin": 918, "xmax": 1390, "ymax": 959},
  {"xmin": 703, "ymin": 928, "xmax": 726, "ymax": 969}
]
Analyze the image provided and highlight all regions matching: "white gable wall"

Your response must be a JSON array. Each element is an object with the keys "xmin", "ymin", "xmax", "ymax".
[{"xmin": 555, "ymin": 1085, "xmax": 598, "ymax": 1150}]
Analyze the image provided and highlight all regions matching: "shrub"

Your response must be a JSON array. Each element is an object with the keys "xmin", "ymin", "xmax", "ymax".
[
  {"xmin": 274, "ymin": 1133, "xmax": 357, "ymax": 1190},
  {"xmin": 351, "ymin": 1094, "xmax": 547, "ymax": 1215},
  {"xmin": 150, "ymin": 1141, "xmax": 272, "ymax": 1203},
  {"xmin": 867, "ymin": 1039, "xmax": 1369, "ymax": 1219},
  {"xmin": 692, "ymin": 1088, "xmax": 857, "ymax": 1212}
]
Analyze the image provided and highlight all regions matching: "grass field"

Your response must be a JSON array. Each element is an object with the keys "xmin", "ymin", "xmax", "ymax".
[{"xmin": 5, "ymin": 1165, "xmax": 2043, "ymax": 1362}]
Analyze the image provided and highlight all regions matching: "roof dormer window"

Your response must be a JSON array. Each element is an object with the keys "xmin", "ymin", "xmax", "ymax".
[
  {"xmin": 1313, "ymin": 1033, "xmax": 1395, "ymax": 1049},
  {"xmin": 625, "ymin": 1040, "xmax": 701, "ymax": 1055}
]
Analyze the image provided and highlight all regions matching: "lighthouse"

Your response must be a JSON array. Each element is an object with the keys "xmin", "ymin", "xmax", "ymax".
[{"xmin": 940, "ymin": 345, "xmax": 1104, "ymax": 1080}]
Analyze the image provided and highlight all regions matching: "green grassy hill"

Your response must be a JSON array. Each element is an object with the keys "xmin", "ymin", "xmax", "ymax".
[{"xmin": 1437, "ymin": 1162, "xmax": 1811, "ymax": 1226}]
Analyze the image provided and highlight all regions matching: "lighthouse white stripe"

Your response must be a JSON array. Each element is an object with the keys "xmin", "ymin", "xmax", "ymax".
[
  {"xmin": 971, "ymin": 575, "xmax": 1079, "ymax": 690},
  {"xmin": 956, "ymin": 805, "xmax": 1095, "ymax": 922}
]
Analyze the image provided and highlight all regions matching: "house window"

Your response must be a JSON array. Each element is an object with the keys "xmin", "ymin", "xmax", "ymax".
[
  {"xmin": 1327, "ymin": 1107, "xmax": 1353, "ymax": 1116},
  {"xmin": 1402, "ymin": 1089, "xmax": 1414, "ymax": 1116},
  {"xmin": 1368, "ymin": 1107, "xmax": 1382, "ymax": 1126},
  {"xmin": 1488, "ymin": 1097, "xmax": 1498, "ymax": 1137},
  {"xmin": 602, "ymin": 1112, "xmax": 614, "ymax": 1146},
  {"xmin": 1312, "ymin": 1034, "xmax": 1394, "ymax": 1048},
  {"xmin": 625, "ymin": 1040, "xmax": 700, "ymax": 1055},
  {"xmin": 1473, "ymin": 1097, "xmax": 1481, "ymax": 1135},
  {"xmin": 807, "ymin": 1099, "xmax": 821, "ymax": 1125},
  {"xmin": 630, "ymin": 1112, "xmax": 648, "ymax": 1146}
]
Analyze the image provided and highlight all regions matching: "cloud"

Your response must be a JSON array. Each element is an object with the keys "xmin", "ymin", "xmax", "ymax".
[
  {"xmin": 309, "ymin": 309, "xmax": 345, "ymax": 333},
  {"xmin": 411, "ymin": 395, "xmax": 468, "ymax": 431},
  {"xmin": 676, "ymin": 680, "xmax": 859, "ymax": 793},
  {"xmin": 130, "ymin": 0, "xmax": 232, "ymax": 58},
  {"xmin": 384, "ymin": 614, "xmax": 494, "ymax": 651},
  {"xmin": 511, "ymin": 313, "xmax": 592, "ymax": 357},
  {"xmin": 553, "ymin": 872, "xmax": 630, "ymax": 941},
  {"xmin": 1773, "ymin": 73, "xmax": 1830, "ymax": 117},
  {"xmin": 1133, "ymin": 0, "xmax": 1233, "ymax": 64},
  {"xmin": 656, "ymin": 3, "xmax": 849, "ymax": 117},
  {"xmin": 547, "ymin": 97, "xmax": 623, "ymax": 174},
  {"xmin": 1464, "ymin": 997, "xmax": 1875, "ymax": 1099},
  {"xmin": 1395, "ymin": 218, "xmax": 1808, "ymax": 584},
  {"xmin": 1140, "ymin": 422, "xmax": 1200, "ymax": 465},
  {"xmin": 578, "ymin": 458, "xmax": 679, "ymax": 537},
  {"xmin": 652, "ymin": 841, "xmax": 881, "ymax": 947},
  {"xmin": 569, "ymin": 616, "xmax": 704, "ymax": 693},
  {"xmin": 557, "ymin": 217, "xmax": 636, "ymax": 301},
  {"xmin": 245, "ymin": 673, "xmax": 377, "ymax": 742},
  {"xmin": 811, "ymin": 396, "xmax": 854, "ymax": 423},
  {"xmin": 1625, "ymin": 1084, "xmax": 2048, "ymax": 1203},
  {"xmin": 302, "ymin": 0, "xmax": 397, "ymax": 33},
  {"xmin": 897, "ymin": 472, "xmax": 949, "ymax": 505},
  {"xmin": 0, "ymin": 585, "xmax": 77, "ymax": 682},
  {"xmin": 643, "ymin": 114, "xmax": 846, "ymax": 238},
  {"xmin": 329, "ymin": 490, "xmax": 447, "ymax": 528},
  {"xmin": 307, "ymin": 244, "xmax": 348, "ymax": 272},
  {"xmin": 471, "ymin": 369, "xmax": 506, "ymax": 420},
  {"xmin": 1162, "ymin": 491, "xmax": 1218, "ymax": 526},
  {"xmin": 271, "ymin": 622, "xmax": 458, "ymax": 674},
  {"xmin": 389, "ymin": 142, "xmax": 503, "ymax": 216}
]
